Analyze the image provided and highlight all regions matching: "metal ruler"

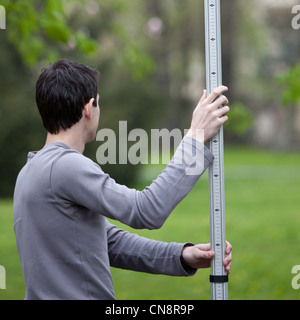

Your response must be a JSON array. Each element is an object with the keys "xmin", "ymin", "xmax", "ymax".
[{"xmin": 204, "ymin": 0, "xmax": 228, "ymax": 300}]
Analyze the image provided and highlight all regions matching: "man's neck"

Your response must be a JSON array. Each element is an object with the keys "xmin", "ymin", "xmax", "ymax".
[{"xmin": 45, "ymin": 130, "xmax": 86, "ymax": 154}]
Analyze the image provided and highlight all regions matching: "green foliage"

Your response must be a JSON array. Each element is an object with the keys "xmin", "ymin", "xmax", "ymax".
[
  {"xmin": 2, "ymin": 0, "xmax": 155, "ymax": 75},
  {"xmin": 224, "ymin": 102, "xmax": 254, "ymax": 136},
  {"xmin": 277, "ymin": 63, "xmax": 300, "ymax": 107},
  {"xmin": 42, "ymin": 0, "xmax": 70, "ymax": 43},
  {"xmin": 109, "ymin": 22, "xmax": 156, "ymax": 80},
  {"xmin": 75, "ymin": 31, "xmax": 98, "ymax": 55},
  {"xmin": 3, "ymin": 0, "xmax": 98, "ymax": 65},
  {"xmin": 121, "ymin": 45, "xmax": 156, "ymax": 80}
]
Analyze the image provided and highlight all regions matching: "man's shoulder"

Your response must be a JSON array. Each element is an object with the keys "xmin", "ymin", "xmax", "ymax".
[
  {"xmin": 51, "ymin": 147, "xmax": 98, "ymax": 173},
  {"xmin": 48, "ymin": 146, "xmax": 103, "ymax": 193}
]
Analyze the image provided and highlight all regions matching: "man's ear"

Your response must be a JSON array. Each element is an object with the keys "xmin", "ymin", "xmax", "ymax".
[{"xmin": 83, "ymin": 98, "xmax": 95, "ymax": 120}]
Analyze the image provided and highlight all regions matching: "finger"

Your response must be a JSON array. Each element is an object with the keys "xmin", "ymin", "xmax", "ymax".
[
  {"xmin": 223, "ymin": 253, "xmax": 232, "ymax": 264},
  {"xmin": 199, "ymin": 89, "xmax": 207, "ymax": 103},
  {"xmin": 219, "ymin": 115, "xmax": 229, "ymax": 126},
  {"xmin": 195, "ymin": 243, "xmax": 211, "ymax": 251},
  {"xmin": 202, "ymin": 250, "xmax": 215, "ymax": 259},
  {"xmin": 225, "ymin": 241, "xmax": 232, "ymax": 255},
  {"xmin": 225, "ymin": 262, "xmax": 231, "ymax": 274},
  {"xmin": 223, "ymin": 256, "xmax": 231, "ymax": 274},
  {"xmin": 223, "ymin": 242, "xmax": 232, "ymax": 274},
  {"xmin": 223, "ymin": 255, "xmax": 232, "ymax": 271},
  {"xmin": 210, "ymin": 95, "xmax": 229, "ymax": 110},
  {"xmin": 205, "ymin": 86, "xmax": 228, "ymax": 104},
  {"xmin": 215, "ymin": 105, "xmax": 230, "ymax": 118},
  {"xmin": 194, "ymin": 247, "xmax": 215, "ymax": 260}
]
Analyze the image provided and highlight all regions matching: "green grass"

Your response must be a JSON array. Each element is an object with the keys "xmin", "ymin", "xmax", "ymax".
[
  {"xmin": 0, "ymin": 199, "xmax": 25, "ymax": 300},
  {"xmin": 1, "ymin": 146, "xmax": 300, "ymax": 300}
]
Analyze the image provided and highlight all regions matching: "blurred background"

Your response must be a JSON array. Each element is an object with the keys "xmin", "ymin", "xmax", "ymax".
[{"xmin": 0, "ymin": 0, "xmax": 299, "ymax": 300}]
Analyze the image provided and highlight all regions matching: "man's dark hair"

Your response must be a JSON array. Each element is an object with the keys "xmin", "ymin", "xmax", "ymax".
[{"xmin": 36, "ymin": 59, "xmax": 99, "ymax": 134}]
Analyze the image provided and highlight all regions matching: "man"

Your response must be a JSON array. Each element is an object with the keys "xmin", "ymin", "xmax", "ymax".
[{"xmin": 13, "ymin": 59, "xmax": 232, "ymax": 300}]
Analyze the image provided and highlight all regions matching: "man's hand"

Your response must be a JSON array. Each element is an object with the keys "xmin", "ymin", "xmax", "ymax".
[
  {"xmin": 181, "ymin": 241, "xmax": 232, "ymax": 274},
  {"xmin": 186, "ymin": 86, "xmax": 230, "ymax": 144}
]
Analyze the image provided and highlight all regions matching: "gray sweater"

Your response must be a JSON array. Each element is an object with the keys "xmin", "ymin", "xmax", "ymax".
[{"xmin": 13, "ymin": 137, "xmax": 213, "ymax": 300}]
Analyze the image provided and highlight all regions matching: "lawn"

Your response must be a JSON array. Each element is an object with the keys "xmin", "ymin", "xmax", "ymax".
[{"xmin": 1, "ymin": 146, "xmax": 300, "ymax": 300}]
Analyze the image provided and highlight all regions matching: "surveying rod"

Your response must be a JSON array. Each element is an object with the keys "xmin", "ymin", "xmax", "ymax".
[{"xmin": 204, "ymin": 0, "xmax": 228, "ymax": 300}]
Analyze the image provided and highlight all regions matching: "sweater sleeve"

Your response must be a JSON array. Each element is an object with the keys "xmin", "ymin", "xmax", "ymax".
[
  {"xmin": 106, "ymin": 220, "xmax": 197, "ymax": 276},
  {"xmin": 51, "ymin": 136, "xmax": 214, "ymax": 230}
]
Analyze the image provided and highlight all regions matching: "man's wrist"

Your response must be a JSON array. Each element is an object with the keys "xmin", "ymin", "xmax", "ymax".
[
  {"xmin": 180, "ymin": 243, "xmax": 195, "ymax": 269},
  {"xmin": 185, "ymin": 128, "xmax": 205, "ymax": 145}
]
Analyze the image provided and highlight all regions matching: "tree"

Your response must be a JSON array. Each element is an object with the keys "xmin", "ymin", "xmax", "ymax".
[
  {"xmin": 0, "ymin": 0, "xmax": 159, "ymax": 196},
  {"xmin": 2, "ymin": 0, "xmax": 97, "ymax": 65},
  {"xmin": 277, "ymin": 63, "xmax": 300, "ymax": 107}
]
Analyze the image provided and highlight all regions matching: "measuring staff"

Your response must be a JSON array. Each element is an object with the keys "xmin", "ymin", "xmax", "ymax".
[{"xmin": 205, "ymin": 0, "xmax": 229, "ymax": 300}]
